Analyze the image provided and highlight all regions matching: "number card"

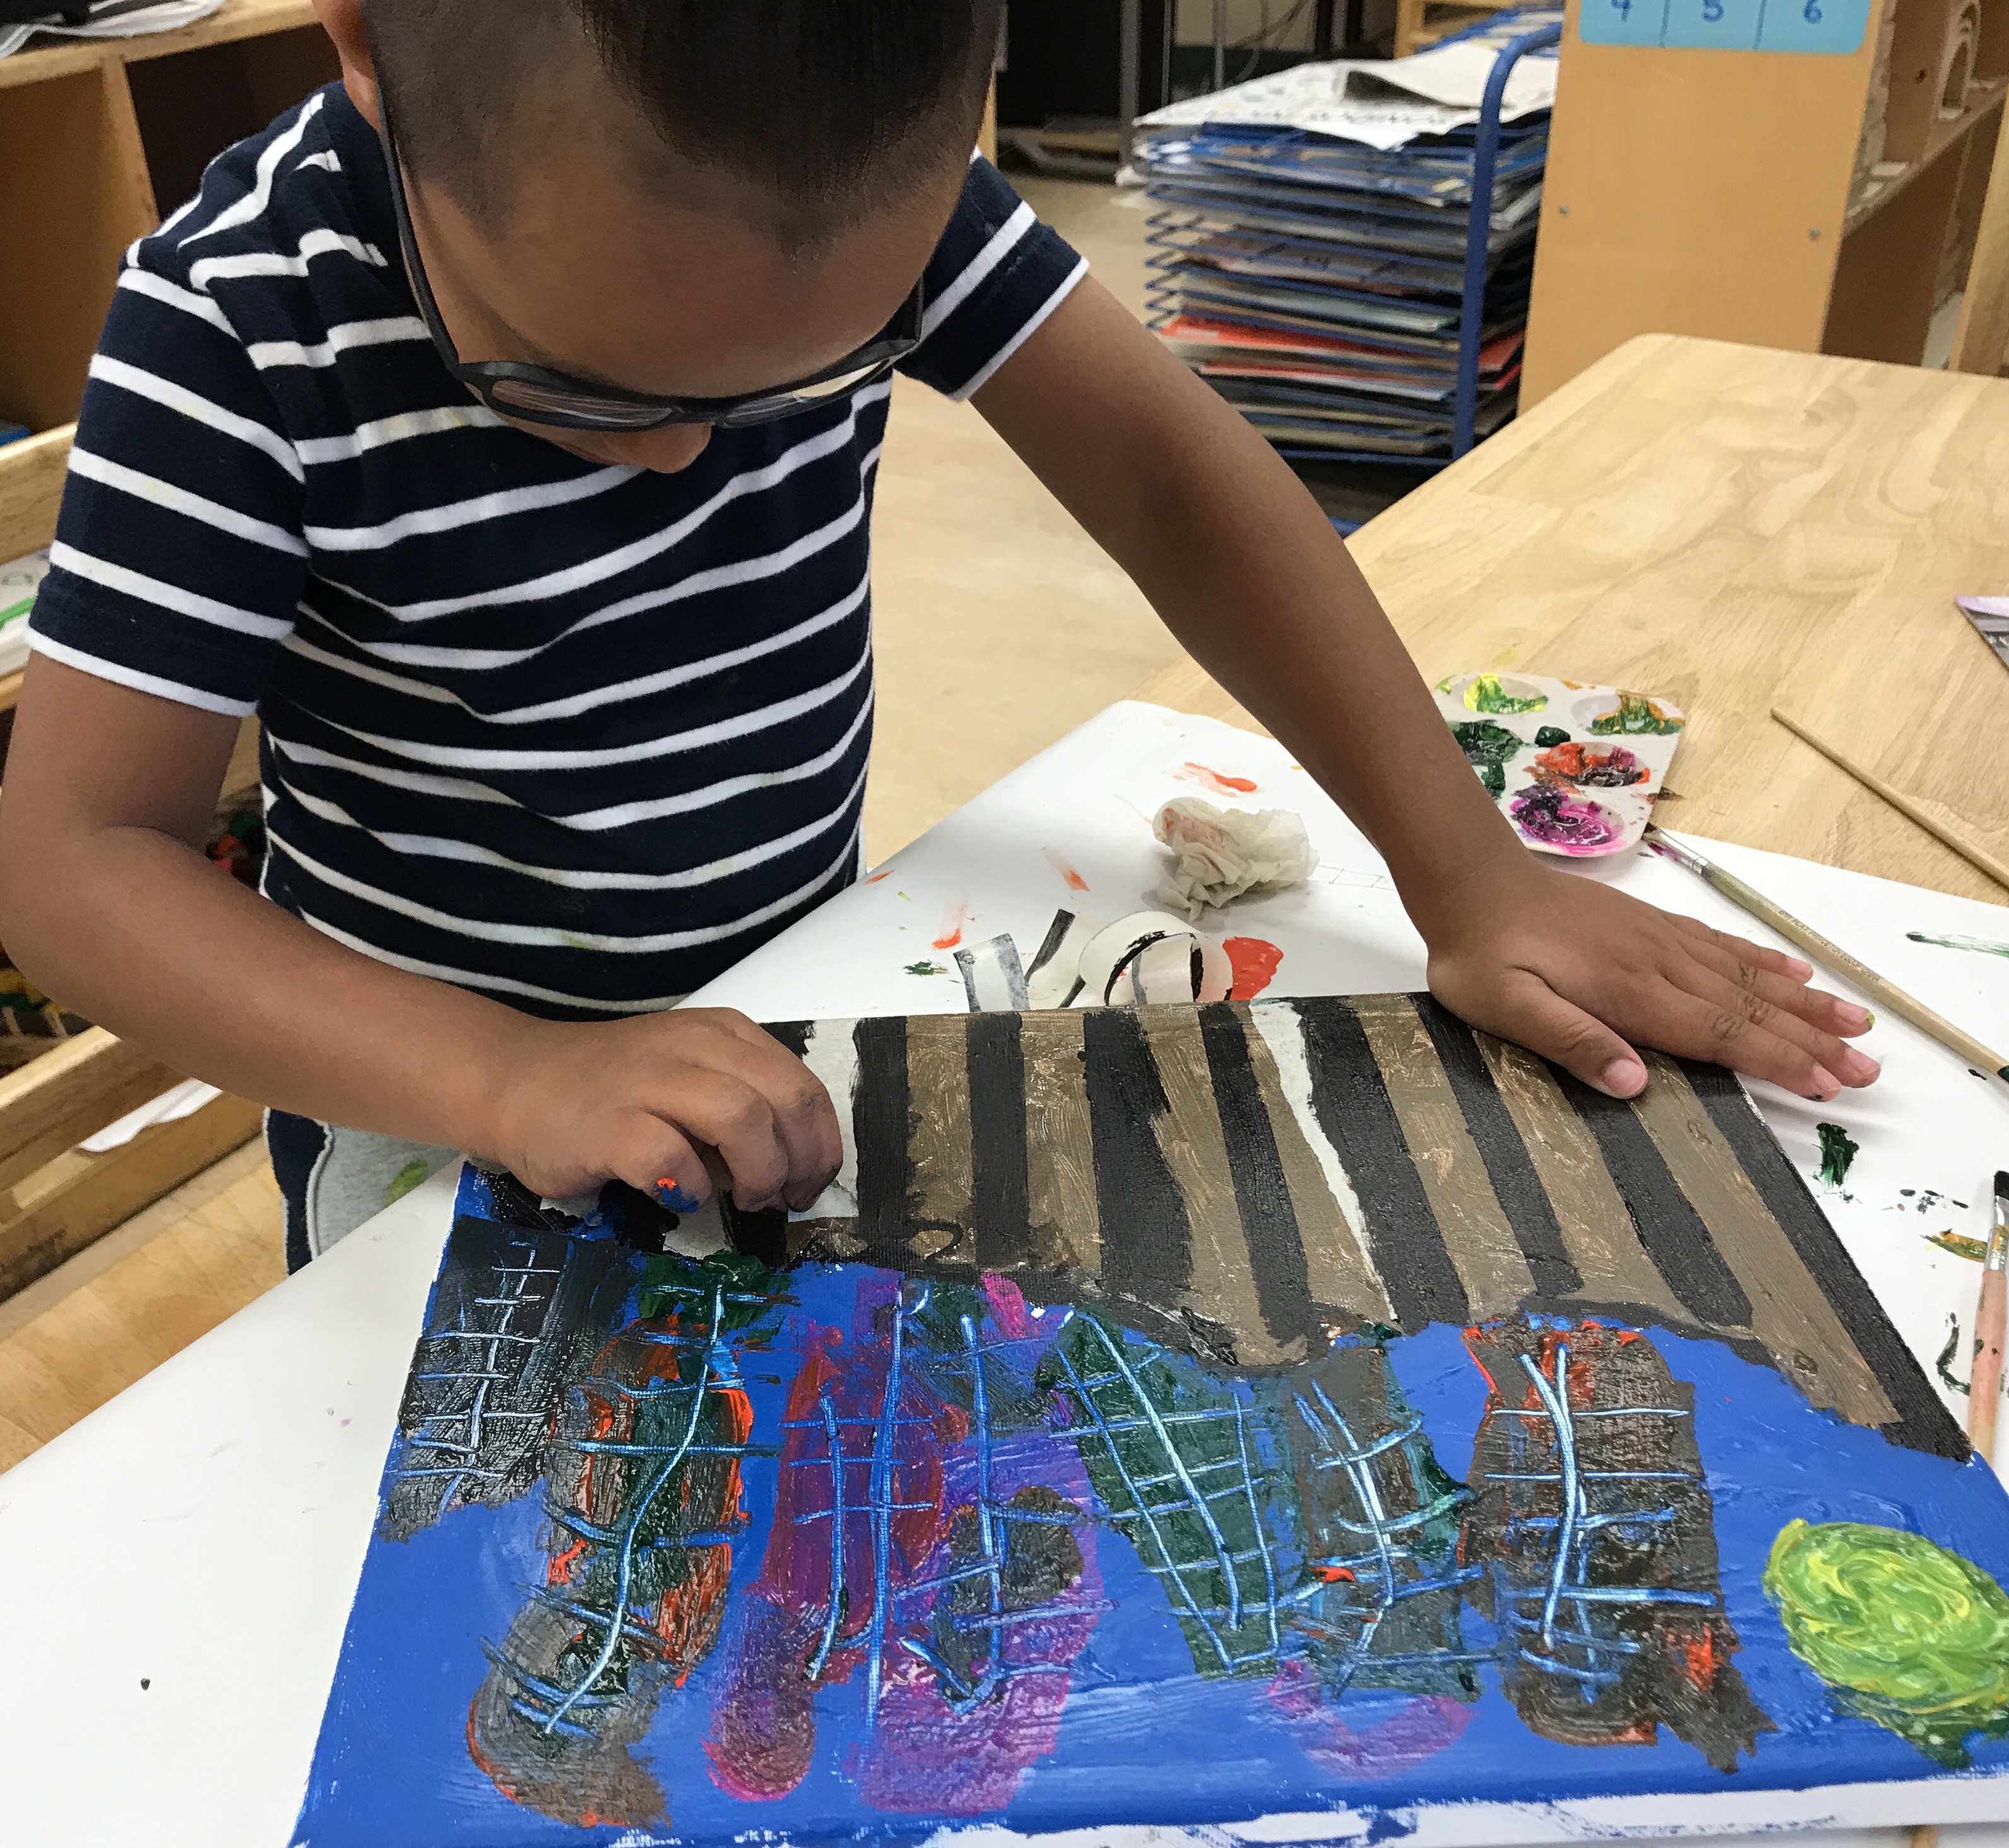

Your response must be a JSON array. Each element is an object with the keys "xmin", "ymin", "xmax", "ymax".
[{"xmin": 1579, "ymin": 0, "xmax": 1871, "ymax": 52}]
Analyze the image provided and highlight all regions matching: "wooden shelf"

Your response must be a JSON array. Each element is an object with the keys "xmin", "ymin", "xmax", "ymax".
[
  {"xmin": 0, "ymin": 0, "xmax": 316, "ymax": 93},
  {"xmin": 1846, "ymin": 83, "xmax": 2006, "ymax": 231},
  {"xmin": 0, "ymin": 0, "xmax": 336, "ymax": 434}
]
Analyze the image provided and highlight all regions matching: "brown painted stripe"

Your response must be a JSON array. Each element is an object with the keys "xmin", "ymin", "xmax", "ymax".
[
  {"xmin": 904, "ymin": 1013, "xmax": 975, "ymax": 1266},
  {"xmin": 1019, "ymin": 1009, "xmax": 1100, "ymax": 1273},
  {"xmin": 1631, "ymin": 1053, "xmax": 1897, "ymax": 1428},
  {"xmin": 1138, "ymin": 1006, "xmax": 1294, "ymax": 1364},
  {"xmin": 1474, "ymin": 1033, "xmax": 1688, "ymax": 1320},
  {"xmin": 1352, "ymin": 995, "xmax": 1533, "ymax": 1320},
  {"xmin": 1240, "ymin": 1006, "xmax": 1394, "ymax": 1326}
]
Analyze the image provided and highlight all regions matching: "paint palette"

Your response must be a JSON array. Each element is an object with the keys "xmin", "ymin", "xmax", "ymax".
[{"xmin": 1433, "ymin": 671, "xmax": 1685, "ymax": 858}]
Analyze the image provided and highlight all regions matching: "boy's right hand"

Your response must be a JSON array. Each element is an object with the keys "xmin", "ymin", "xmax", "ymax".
[{"xmin": 488, "ymin": 1008, "xmax": 844, "ymax": 1215}]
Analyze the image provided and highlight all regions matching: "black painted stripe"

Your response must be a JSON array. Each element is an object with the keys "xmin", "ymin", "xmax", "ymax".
[
  {"xmin": 1416, "ymin": 996, "xmax": 1582, "ymax": 1300},
  {"xmin": 1081, "ymin": 1006, "xmax": 1193, "ymax": 1311},
  {"xmin": 762, "ymin": 1019, "xmax": 813, "ymax": 1059},
  {"xmin": 1200, "ymin": 1003, "xmax": 1318, "ymax": 1345},
  {"xmin": 1552, "ymin": 1069, "xmax": 1753, "ymax": 1329},
  {"xmin": 1025, "ymin": 910, "xmax": 1077, "ymax": 984},
  {"xmin": 851, "ymin": 1015, "xmax": 914, "ymax": 1267},
  {"xmin": 1680, "ymin": 1057, "xmax": 1969, "ymax": 1461},
  {"xmin": 1295, "ymin": 996, "xmax": 1468, "ymax": 1330},
  {"xmin": 967, "ymin": 1010, "xmax": 1031, "ymax": 1273}
]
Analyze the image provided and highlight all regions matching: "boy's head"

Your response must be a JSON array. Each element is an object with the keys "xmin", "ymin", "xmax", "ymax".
[{"xmin": 316, "ymin": 0, "xmax": 1001, "ymax": 472}]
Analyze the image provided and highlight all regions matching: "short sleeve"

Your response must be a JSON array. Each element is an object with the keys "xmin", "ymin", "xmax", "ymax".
[
  {"xmin": 29, "ymin": 247, "xmax": 307, "ymax": 719},
  {"xmin": 897, "ymin": 155, "xmax": 1089, "ymax": 402}
]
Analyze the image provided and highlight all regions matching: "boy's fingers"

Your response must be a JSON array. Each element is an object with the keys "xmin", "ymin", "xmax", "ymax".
[
  {"xmin": 1662, "ymin": 915, "xmax": 1817, "ymax": 985},
  {"xmin": 1660, "ymin": 958, "xmax": 1879, "ymax": 1087},
  {"xmin": 603, "ymin": 1112, "xmax": 713, "ymax": 1211},
  {"xmin": 657, "ymin": 1073, "xmax": 793, "ymax": 1211},
  {"xmin": 1670, "ymin": 937, "xmax": 1877, "ymax": 1044},
  {"xmin": 689, "ymin": 1009, "xmax": 844, "ymax": 1204},
  {"xmin": 1444, "ymin": 969, "xmax": 1648, "ymax": 1098}
]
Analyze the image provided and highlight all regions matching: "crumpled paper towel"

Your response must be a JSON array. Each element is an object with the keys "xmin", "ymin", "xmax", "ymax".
[{"xmin": 1152, "ymin": 797, "xmax": 1318, "ymax": 919}]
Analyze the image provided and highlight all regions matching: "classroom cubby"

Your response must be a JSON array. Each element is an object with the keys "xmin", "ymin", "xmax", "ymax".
[
  {"xmin": 1521, "ymin": 0, "xmax": 2009, "ymax": 402},
  {"xmin": 0, "ymin": 0, "xmax": 336, "ymax": 437}
]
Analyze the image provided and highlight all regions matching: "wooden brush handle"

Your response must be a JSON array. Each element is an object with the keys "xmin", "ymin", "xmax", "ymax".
[{"xmin": 1972, "ymin": 1268, "xmax": 2006, "ymax": 1461}]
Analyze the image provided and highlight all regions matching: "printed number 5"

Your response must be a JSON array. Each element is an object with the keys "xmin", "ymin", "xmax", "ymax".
[
  {"xmin": 1803, "ymin": 0, "xmax": 1822, "ymax": 19},
  {"xmin": 1703, "ymin": 0, "xmax": 1723, "ymax": 20}
]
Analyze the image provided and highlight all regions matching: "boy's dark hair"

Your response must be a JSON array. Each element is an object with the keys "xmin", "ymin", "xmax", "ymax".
[{"xmin": 365, "ymin": 0, "xmax": 1001, "ymax": 236}]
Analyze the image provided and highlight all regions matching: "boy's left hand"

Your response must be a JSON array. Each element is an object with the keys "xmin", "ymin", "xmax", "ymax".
[{"xmin": 1423, "ymin": 860, "xmax": 1879, "ymax": 1103}]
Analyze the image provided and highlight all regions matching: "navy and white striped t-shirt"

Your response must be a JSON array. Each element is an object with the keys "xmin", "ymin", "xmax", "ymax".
[{"xmin": 32, "ymin": 85, "xmax": 1085, "ymax": 1019}]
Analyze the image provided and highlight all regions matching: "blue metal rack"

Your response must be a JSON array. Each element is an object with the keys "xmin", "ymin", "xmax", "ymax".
[{"xmin": 1140, "ymin": 14, "xmax": 1564, "ymax": 486}]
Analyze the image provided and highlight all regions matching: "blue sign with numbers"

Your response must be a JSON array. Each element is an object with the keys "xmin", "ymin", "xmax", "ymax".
[{"xmin": 1580, "ymin": 0, "xmax": 1870, "ymax": 51}]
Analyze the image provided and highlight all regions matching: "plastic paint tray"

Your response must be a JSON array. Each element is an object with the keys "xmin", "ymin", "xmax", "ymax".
[{"xmin": 1433, "ymin": 671, "xmax": 1685, "ymax": 858}]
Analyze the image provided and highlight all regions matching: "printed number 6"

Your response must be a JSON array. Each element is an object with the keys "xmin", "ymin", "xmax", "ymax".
[{"xmin": 1803, "ymin": 0, "xmax": 1822, "ymax": 19}]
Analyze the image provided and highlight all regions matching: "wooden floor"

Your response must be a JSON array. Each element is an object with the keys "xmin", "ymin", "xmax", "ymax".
[{"xmin": 0, "ymin": 175, "xmax": 1172, "ymax": 1469}]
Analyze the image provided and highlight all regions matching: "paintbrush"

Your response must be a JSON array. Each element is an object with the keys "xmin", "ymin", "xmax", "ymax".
[
  {"xmin": 1643, "ymin": 827, "xmax": 2009, "ymax": 1088},
  {"xmin": 1770, "ymin": 708, "xmax": 2009, "ymax": 897},
  {"xmin": 1972, "ymin": 1175, "xmax": 2008, "ymax": 1463}
]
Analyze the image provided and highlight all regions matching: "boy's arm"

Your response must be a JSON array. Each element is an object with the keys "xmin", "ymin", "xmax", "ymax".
[
  {"xmin": 974, "ymin": 278, "xmax": 1877, "ymax": 1102},
  {"xmin": 0, "ymin": 659, "xmax": 840, "ymax": 1211}
]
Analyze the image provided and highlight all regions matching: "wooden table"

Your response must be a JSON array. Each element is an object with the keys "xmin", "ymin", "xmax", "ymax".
[{"xmin": 1140, "ymin": 333, "xmax": 2009, "ymax": 908}]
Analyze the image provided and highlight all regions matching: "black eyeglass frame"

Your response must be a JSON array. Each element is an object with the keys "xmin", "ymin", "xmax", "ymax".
[{"xmin": 372, "ymin": 93, "xmax": 927, "ymax": 433}]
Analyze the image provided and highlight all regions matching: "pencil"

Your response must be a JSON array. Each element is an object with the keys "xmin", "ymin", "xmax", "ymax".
[
  {"xmin": 1770, "ymin": 708, "xmax": 2009, "ymax": 897},
  {"xmin": 1973, "ymin": 1175, "xmax": 2007, "ymax": 1463},
  {"xmin": 1642, "ymin": 827, "xmax": 2009, "ymax": 1089}
]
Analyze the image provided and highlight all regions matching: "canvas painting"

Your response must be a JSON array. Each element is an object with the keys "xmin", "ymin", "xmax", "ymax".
[{"xmin": 295, "ymin": 997, "xmax": 2009, "ymax": 1845}]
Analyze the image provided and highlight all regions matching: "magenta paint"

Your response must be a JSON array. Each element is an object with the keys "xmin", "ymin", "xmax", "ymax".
[{"xmin": 1510, "ymin": 784, "xmax": 1625, "ymax": 854}]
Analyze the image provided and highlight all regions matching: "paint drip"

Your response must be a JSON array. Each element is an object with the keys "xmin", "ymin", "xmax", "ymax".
[
  {"xmin": 1042, "ymin": 847, "xmax": 1090, "ymax": 893},
  {"xmin": 933, "ymin": 902, "xmax": 969, "ymax": 951},
  {"xmin": 1531, "ymin": 741, "xmax": 1647, "ymax": 789},
  {"xmin": 1815, "ymin": 1124, "xmax": 1859, "ymax": 1191},
  {"xmin": 1223, "ymin": 935, "xmax": 1284, "ymax": 999},
  {"xmin": 1177, "ymin": 761, "xmax": 1260, "ymax": 797},
  {"xmin": 904, "ymin": 962, "xmax": 948, "ymax": 978},
  {"xmin": 1589, "ymin": 692, "xmax": 1684, "ymax": 735},
  {"xmin": 1908, "ymin": 931, "xmax": 2009, "ymax": 960},
  {"xmin": 1508, "ymin": 784, "xmax": 1623, "ymax": 854},
  {"xmin": 1929, "ymin": 1231, "xmax": 1991, "ymax": 1264},
  {"xmin": 1764, "ymin": 1519, "xmax": 2009, "ymax": 1767}
]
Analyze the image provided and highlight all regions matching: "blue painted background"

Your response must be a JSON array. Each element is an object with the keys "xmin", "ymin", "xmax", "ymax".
[{"xmin": 294, "ymin": 1174, "xmax": 2009, "ymax": 1847}]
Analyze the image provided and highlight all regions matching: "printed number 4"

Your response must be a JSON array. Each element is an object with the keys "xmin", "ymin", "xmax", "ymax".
[{"xmin": 1613, "ymin": 0, "xmax": 1630, "ymax": 17}]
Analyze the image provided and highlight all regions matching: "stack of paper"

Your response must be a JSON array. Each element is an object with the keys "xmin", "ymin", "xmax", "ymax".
[
  {"xmin": 1138, "ymin": 20, "xmax": 1556, "ymax": 464},
  {"xmin": 0, "ymin": 549, "xmax": 48, "ymax": 677},
  {"xmin": 1, "ymin": 0, "xmax": 224, "ymax": 59}
]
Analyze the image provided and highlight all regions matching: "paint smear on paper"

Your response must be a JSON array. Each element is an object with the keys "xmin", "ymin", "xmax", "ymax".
[
  {"xmin": 1929, "ymin": 1231, "xmax": 1991, "ymax": 1264},
  {"xmin": 905, "ymin": 962, "xmax": 948, "ymax": 978},
  {"xmin": 1764, "ymin": 1519, "xmax": 2009, "ymax": 1767},
  {"xmin": 1509, "ymin": 784, "xmax": 1623, "ymax": 854},
  {"xmin": 1223, "ymin": 935, "xmax": 1284, "ymax": 998},
  {"xmin": 933, "ymin": 903, "xmax": 969, "ymax": 951},
  {"xmin": 1177, "ymin": 762, "xmax": 1260, "ymax": 797},
  {"xmin": 866, "ymin": 870, "xmax": 892, "ymax": 885},
  {"xmin": 1938, "ymin": 1317, "xmax": 1972, "ymax": 1395},
  {"xmin": 1043, "ymin": 848, "xmax": 1090, "ymax": 893},
  {"xmin": 1909, "ymin": 931, "xmax": 2009, "ymax": 960},
  {"xmin": 1815, "ymin": 1124, "xmax": 1859, "ymax": 1191}
]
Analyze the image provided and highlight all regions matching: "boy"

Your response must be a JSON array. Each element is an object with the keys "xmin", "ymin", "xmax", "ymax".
[{"xmin": 0, "ymin": 0, "xmax": 1876, "ymax": 1265}]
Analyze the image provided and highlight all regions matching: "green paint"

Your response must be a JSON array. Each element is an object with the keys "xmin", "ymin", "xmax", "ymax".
[
  {"xmin": 1450, "ymin": 719, "xmax": 1522, "ymax": 799},
  {"xmin": 1764, "ymin": 1519, "xmax": 2009, "ymax": 1765},
  {"xmin": 904, "ymin": 960, "xmax": 948, "ymax": 977},
  {"xmin": 1464, "ymin": 672, "xmax": 1547, "ymax": 715},
  {"xmin": 1909, "ymin": 931, "xmax": 2009, "ymax": 960},
  {"xmin": 1938, "ymin": 1317, "xmax": 1974, "ymax": 1396},
  {"xmin": 1533, "ymin": 725, "xmax": 1569, "ymax": 748},
  {"xmin": 0, "ymin": 595, "xmax": 33, "ymax": 628},
  {"xmin": 1589, "ymin": 691, "xmax": 1684, "ymax": 735},
  {"xmin": 382, "ymin": 1157, "xmax": 432, "ymax": 1208},
  {"xmin": 1928, "ymin": 1230, "xmax": 1991, "ymax": 1264},
  {"xmin": 1815, "ymin": 1122, "xmax": 1859, "ymax": 1189}
]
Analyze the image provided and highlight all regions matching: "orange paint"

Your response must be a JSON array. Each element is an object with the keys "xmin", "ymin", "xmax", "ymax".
[
  {"xmin": 1179, "ymin": 760, "xmax": 1259, "ymax": 797},
  {"xmin": 1311, "ymin": 1564, "xmax": 1358, "ymax": 1584},
  {"xmin": 1043, "ymin": 846, "xmax": 1090, "ymax": 892},
  {"xmin": 931, "ymin": 900, "xmax": 969, "ymax": 951},
  {"xmin": 865, "ymin": 869, "xmax": 890, "ymax": 883},
  {"xmin": 1223, "ymin": 936, "xmax": 1283, "ymax": 999}
]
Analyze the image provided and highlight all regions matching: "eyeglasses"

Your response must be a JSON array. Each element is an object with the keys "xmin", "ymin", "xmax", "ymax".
[{"xmin": 373, "ymin": 93, "xmax": 926, "ymax": 433}]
